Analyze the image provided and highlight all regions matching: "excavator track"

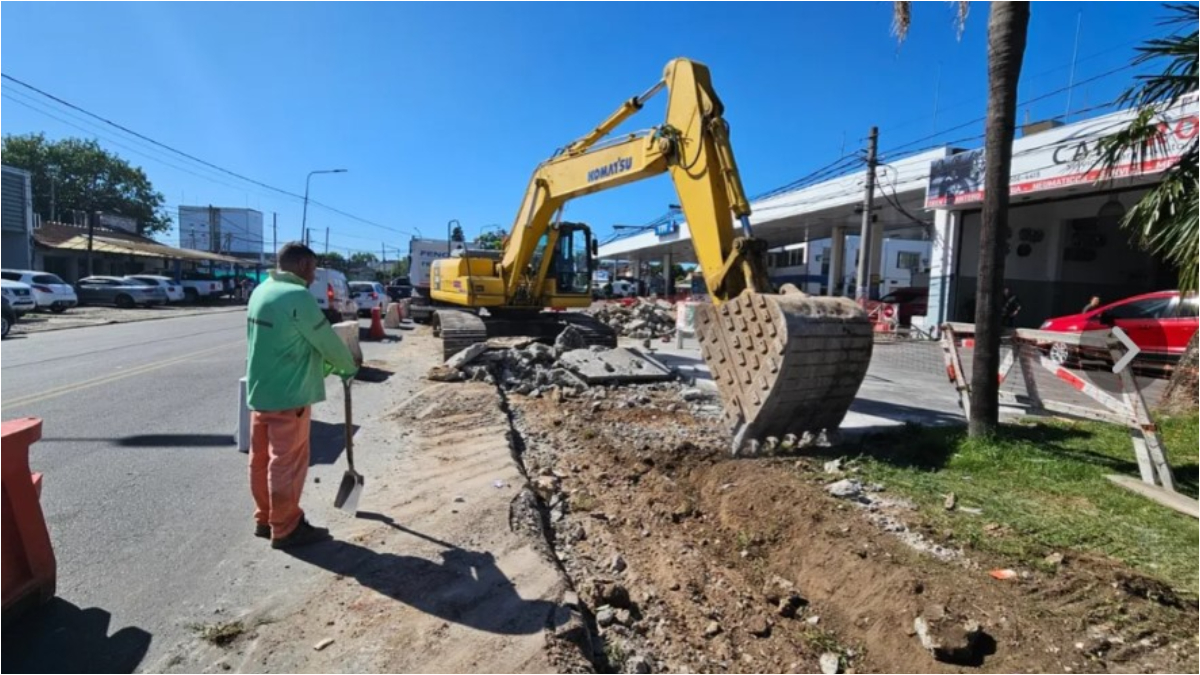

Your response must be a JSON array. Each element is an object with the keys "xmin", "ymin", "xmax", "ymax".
[
  {"xmin": 696, "ymin": 288, "xmax": 873, "ymax": 451},
  {"xmin": 433, "ymin": 309, "xmax": 617, "ymax": 360}
]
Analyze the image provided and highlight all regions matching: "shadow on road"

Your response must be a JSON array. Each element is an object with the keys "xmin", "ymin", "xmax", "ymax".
[
  {"xmin": 354, "ymin": 365, "xmax": 394, "ymax": 383},
  {"xmin": 848, "ymin": 398, "xmax": 964, "ymax": 427},
  {"xmin": 309, "ymin": 420, "xmax": 359, "ymax": 465},
  {"xmin": 284, "ymin": 520, "xmax": 564, "ymax": 636},
  {"xmin": 39, "ymin": 434, "xmax": 234, "ymax": 448},
  {"xmin": 1, "ymin": 598, "xmax": 151, "ymax": 673}
]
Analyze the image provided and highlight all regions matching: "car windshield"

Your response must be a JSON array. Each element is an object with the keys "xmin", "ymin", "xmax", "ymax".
[
  {"xmin": 350, "ymin": 283, "xmax": 373, "ymax": 292},
  {"xmin": 131, "ymin": 277, "xmax": 159, "ymax": 285},
  {"xmin": 33, "ymin": 274, "xmax": 67, "ymax": 285}
]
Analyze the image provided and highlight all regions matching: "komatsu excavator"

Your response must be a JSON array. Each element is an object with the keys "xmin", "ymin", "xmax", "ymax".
[{"xmin": 430, "ymin": 57, "xmax": 873, "ymax": 449}]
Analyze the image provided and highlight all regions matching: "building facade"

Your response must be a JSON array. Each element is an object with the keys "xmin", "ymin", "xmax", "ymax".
[{"xmin": 178, "ymin": 206, "xmax": 264, "ymax": 258}]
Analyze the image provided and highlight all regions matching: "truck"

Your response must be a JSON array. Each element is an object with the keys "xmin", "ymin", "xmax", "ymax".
[{"xmin": 407, "ymin": 237, "xmax": 460, "ymax": 322}]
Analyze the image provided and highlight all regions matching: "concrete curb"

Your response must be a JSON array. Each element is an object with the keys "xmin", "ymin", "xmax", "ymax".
[{"xmin": 11, "ymin": 305, "xmax": 247, "ymax": 335}]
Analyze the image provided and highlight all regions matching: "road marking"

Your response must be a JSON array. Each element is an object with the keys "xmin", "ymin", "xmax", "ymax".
[
  {"xmin": 2, "ymin": 342, "xmax": 241, "ymax": 410},
  {"xmin": 1111, "ymin": 326, "xmax": 1141, "ymax": 374}
]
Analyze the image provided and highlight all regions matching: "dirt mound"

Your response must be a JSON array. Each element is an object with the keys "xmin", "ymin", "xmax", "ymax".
[{"xmin": 508, "ymin": 388, "xmax": 1199, "ymax": 674}]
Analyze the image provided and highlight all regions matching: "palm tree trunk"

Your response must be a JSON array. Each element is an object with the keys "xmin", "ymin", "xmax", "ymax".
[
  {"xmin": 969, "ymin": 1, "xmax": 1030, "ymax": 437},
  {"xmin": 1160, "ymin": 331, "xmax": 1199, "ymax": 413}
]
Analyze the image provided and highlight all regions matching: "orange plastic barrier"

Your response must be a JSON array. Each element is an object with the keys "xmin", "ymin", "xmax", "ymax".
[{"xmin": 2, "ymin": 418, "xmax": 56, "ymax": 620}]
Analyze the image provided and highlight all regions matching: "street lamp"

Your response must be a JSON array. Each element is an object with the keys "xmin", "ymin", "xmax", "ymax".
[{"xmin": 301, "ymin": 169, "xmax": 347, "ymax": 245}]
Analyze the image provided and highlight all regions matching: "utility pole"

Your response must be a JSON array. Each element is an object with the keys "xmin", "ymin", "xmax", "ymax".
[
  {"xmin": 208, "ymin": 205, "xmax": 219, "ymax": 254},
  {"xmin": 272, "ymin": 212, "xmax": 278, "ymax": 258},
  {"xmin": 86, "ymin": 210, "xmax": 97, "ymax": 276},
  {"xmin": 324, "ymin": 227, "xmax": 330, "ymax": 255},
  {"xmin": 854, "ymin": 126, "xmax": 878, "ymax": 303}
]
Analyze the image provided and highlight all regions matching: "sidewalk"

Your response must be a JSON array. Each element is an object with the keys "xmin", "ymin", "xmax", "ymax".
[
  {"xmin": 12, "ymin": 303, "xmax": 247, "ymax": 334},
  {"xmin": 155, "ymin": 330, "xmax": 586, "ymax": 673}
]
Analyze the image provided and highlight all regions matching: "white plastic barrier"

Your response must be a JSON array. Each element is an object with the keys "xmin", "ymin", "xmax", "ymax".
[{"xmin": 675, "ymin": 301, "xmax": 701, "ymax": 348}]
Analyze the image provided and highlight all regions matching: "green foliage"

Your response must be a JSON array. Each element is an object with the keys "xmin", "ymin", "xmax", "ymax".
[
  {"xmin": 1, "ymin": 133, "xmax": 171, "ymax": 235},
  {"xmin": 1096, "ymin": 3, "xmax": 1198, "ymax": 291},
  {"xmin": 852, "ymin": 413, "xmax": 1199, "ymax": 594},
  {"xmin": 474, "ymin": 231, "xmax": 504, "ymax": 250},
  {"xmin": 450, "ymin": 224, "xmax": 465, "ymax": 242}
]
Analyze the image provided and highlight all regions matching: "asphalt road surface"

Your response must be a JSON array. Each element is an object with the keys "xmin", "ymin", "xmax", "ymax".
[{"xmin": 1, "ymin": 311, "xmax": 403, "ymax": 672}]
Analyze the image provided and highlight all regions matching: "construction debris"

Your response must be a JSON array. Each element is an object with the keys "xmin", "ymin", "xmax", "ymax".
[
  {"xmin": 429, "ymin": 329, "xmax": 674, "ymax": 395},
  {"xmin": 590, "ymin": 298, "xmax": 676, "ymax": 339}
]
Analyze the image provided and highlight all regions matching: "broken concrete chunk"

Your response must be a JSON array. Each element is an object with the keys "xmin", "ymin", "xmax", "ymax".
[
  {"xmin": 914, "ymin": 604, "xmax": 985, "ymax": 664},
  {"xmin": 680, "ymin": 388, "xmax": 707, "ymax": 402},
  {"xmin": 610, "ymin": 553, "xmax": 627, "ymax": 573},
  {"xmin": 825, "ymin": 479, "xmax": 863, "ymax": 499},
  {"xmin": 704, "ymin": 620, "xmax": 722, "ymax": 638},
  {"xmin": 596, "ymin": 605, "xmax": 616, "ymax": 627},
  {"xmin": 427, "ymin": 365, "xmax": 466, "ymax": 382},
  {"xmin": 554, "ymin": 325, "xmax": 588, "ymax": 354},
  {"xmin": 558, "ymin": 347, "xmax": 673, "ymax": 384},
  {"xmin": 819, "ymin": 652, "xmax": 840, "ymax": 674},
  {"xmin": 823, "ymin": 459, "xmax": 843, "ymax": 474},
  {"xmin": 446, "ymin": 342, "xmax": 488, "ymax": 369}
]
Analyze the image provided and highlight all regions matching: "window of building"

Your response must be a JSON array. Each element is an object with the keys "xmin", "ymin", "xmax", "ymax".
[{"xmin": 896, "ymin": 251, "xmax": 921, "ymax": 271}]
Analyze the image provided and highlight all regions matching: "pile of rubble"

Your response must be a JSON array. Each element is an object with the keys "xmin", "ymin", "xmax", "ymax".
[
  {"xmin": 427, "ymin": 326, "xmax": 675, "ymax": 397},
  {"xmin": 590, "ymin": 298, "xmax": 676, "ymax": 339}
]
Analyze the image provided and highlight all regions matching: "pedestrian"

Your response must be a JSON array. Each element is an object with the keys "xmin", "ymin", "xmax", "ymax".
[
  {"xmin": 1082, "ymin": 295, "xmax": 1101, "ymax": 314},
  {"xmin": 1001, "ymin": 287, "xmax": 1022, "ymax": 328},
  {"xmin": 246, "ymin": 242, "xmax": 359, "ymax": 549}
]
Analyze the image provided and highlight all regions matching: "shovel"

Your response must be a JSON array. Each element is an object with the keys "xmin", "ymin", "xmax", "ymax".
[{"xmin": 333, "ymin": 378, "xmax": 364, "ymax": 514}]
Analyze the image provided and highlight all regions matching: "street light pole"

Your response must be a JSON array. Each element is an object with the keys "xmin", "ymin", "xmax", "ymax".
[{"xmin": 301, "ymin": 168, "xmax": 347, "ymax": 245}]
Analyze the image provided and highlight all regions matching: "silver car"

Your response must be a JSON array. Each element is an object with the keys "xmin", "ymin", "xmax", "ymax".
[{"xmin": 76, "ymin": 276, "xmax": 168, "ymax": 308}]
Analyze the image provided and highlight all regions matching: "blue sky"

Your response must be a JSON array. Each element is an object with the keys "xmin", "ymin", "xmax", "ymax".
[{"xmin": 0, "ymin": 2, "xmax": 1173, "ymax": 255}]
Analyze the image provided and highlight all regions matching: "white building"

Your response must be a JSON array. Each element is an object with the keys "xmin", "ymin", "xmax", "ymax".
[
  {"xmin": 769, "ymin": 236, "xmax": 930, "ymax": 296},
  {"xmin": 178, "ymin": 206, "xmax": 264, "ymax": 258}
]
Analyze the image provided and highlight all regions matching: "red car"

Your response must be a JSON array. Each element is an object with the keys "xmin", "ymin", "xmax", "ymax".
[
  {"xmin": 864, "ymin": 287, "xmax": 929, "ymax": 327},
  {"xmin": 1039, "ymin": 290, "xmax": 1198, "ymax": 366}
]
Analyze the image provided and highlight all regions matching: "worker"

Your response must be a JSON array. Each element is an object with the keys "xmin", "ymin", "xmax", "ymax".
[
  {"xmin": 1001, "ymin": 287, "xmax": 1022, "ymax": 328},
  {"xmin": 245, "ymin": 242, "xmax": 359, "ymax": 549},
  {"xmin": 1082, "ymin": 295, "xmax": 1101, "ymax": 314}
]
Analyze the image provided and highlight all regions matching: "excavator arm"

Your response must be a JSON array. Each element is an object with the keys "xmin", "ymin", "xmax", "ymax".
[
  {"xmin": 498, "ymin": 58, "xmax": 770, "ymax": 303},
  {"xmin": 434, "ymin": 57, "xmax": 873, "ymax": 453}
]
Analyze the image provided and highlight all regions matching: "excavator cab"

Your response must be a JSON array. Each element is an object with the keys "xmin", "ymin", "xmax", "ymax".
[{"xmin": 549, "ymin": 222, "xmax": 595, "ymax": 297}]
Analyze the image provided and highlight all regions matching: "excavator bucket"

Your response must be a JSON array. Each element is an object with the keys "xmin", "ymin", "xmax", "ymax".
[{"xmin": 695, "ymin": 287, "xmax": 873, "ymax": 453}]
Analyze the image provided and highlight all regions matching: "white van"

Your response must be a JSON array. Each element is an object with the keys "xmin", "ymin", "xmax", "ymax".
[{"xmin": 310, "ymin": 268, "xmax": 358, "ymax": 324}]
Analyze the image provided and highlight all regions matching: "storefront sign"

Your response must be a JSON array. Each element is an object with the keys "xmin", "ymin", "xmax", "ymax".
[
  {"xmin": 925, "ymin": 93, "xmax": 1199, "ymax": 209},
  {"xmin": 655, "ymin": 220, "xmax": 678, "ymax": 237}
]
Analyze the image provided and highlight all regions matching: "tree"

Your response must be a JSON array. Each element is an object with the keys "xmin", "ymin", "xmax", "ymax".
[
  {"xmin": 450, "ymin": 224, "xmax": 465, "ymax": 243},
  {"xmin": 1096, "ymin": 3, "xmax": 1198, "ymax": 411},
  {"xmin": 894, "ymin": 1, "xmax": 1029, "ymax": 437},
  {"xmin": 1, "ymin": 133, "xmax": 172, "ymax": 235},
  {"xmin": 348, "ymin": 251, "xmax": 378, "ymax": 268},
  {"xmin": 320, "ymin": 251, "xmax": 348, "ymax": 272},
  {"xmin": 475, "ymin": 231, "xmax": 504, "ymax": 250}
]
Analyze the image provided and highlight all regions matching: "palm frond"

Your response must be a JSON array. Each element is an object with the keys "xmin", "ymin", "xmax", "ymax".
[{"xmin": 892, "ymin": 1, "xmax": 912, "ymax": 43}]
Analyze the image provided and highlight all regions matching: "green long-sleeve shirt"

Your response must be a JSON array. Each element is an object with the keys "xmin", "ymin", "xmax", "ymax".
[{"xmin": 245, "ymin": 270, "xmax": 358, "ymax": 412}]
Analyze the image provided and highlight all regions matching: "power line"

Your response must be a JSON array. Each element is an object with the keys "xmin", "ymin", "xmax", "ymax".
[{"xmin": 1, "ymin": 72, "xmax": 416, "ymax": 238}]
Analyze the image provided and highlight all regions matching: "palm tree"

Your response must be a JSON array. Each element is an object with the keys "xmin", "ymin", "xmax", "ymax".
[
  {"xmin": 894, "ymin": 2, "xmax": 1031, "ymax": 436},
  {"xmin": 1096, "ymin": 3, "xmax": 1198, "ymax": 411}
]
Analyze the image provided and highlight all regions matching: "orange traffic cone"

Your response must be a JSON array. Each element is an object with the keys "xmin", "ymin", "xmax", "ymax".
[{"xmin": 368, "ymin": 306, "xmax": 387, "ymax": 341}]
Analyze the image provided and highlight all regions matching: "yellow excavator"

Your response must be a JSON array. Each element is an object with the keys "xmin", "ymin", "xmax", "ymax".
[{"xmin": 431, "ymin": 57, "xmax": 873, "ymax": 448}]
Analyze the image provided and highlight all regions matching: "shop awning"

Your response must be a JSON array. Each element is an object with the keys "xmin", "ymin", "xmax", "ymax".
[{"xmin": 40, "ymin": 234, "xmax": 248, "ymax": 265}]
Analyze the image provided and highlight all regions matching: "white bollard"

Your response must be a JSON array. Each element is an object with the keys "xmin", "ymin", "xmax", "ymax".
[
  {"xmin": 384, "ymin": 302, "xmax": 402, "ymax": 329},
  {"xmin": 236, "ymin": 376, "xmax": 251, "ymax": 453},
  {"xmin": 332, "ymin": 320, "xmax": 364, "ymax": 365}
]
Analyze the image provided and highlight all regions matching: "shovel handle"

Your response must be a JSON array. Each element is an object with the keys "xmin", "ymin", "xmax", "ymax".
[{"xmin": 342, "ymin": 378, "xmax": 354, "ymax": 472}]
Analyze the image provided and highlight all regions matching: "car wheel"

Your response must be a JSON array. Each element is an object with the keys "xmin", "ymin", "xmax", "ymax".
[
  {"xmin": 115, "ymin": 294, "xmax": 135, "ymax": 309},
  {"xmin": 50, "ymin": 306, "xmax": 68, "ymax": 314},
  {"xmin": 184, "ymin": 288, "xmax": 199, "ymax": 303},
  {"xmin": 1048, "ymin": 341, "xmax": 1071, "ymax": 366},
  {"xmin": 2, "ymin": 314, "xmax": 11, "ymax": 338}
]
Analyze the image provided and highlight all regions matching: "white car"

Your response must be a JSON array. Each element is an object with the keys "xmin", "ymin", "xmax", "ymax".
[
  {"xmin": 309, "ymin": 268, "xmax": 358, "ymax": 324},
  {"xmin": 1, "ymin": 269, "xmax": 78, "ymax": 312},
  {"xmin": 1, "ymin": 279, "xmax": 37, "ymax": 316},
  {"xmin": 350, "ymin": 281, "xmax": 387, "ymax": 317},
  {"xmin": 126, "ymin": 275, "xmax": 186, "ymax": 303}
]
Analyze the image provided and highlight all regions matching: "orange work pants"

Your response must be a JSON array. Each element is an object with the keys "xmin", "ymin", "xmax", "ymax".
[{"xmin": 249, "ymin": 406, "xmax": 311, "ymax": 539}]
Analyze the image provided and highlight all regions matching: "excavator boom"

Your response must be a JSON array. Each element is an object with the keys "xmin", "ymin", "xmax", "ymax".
[{"xmin": 432, "ymin": 58, "xmax": 873, "ymax": 451}]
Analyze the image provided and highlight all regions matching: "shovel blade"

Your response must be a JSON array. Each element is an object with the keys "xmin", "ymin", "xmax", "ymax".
[{"xmin": 334, "ymin": 470, "xmax": 364, "ymax": 514}]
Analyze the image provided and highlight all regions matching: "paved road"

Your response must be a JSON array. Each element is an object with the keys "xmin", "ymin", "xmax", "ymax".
[{"xmin": 1, "ymin": 311, "xmax": 410, "ymax": 672}]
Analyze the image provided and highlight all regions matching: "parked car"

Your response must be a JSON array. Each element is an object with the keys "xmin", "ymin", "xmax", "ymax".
[
  {"xmin": 2, "ymin": 296, "xmax": 14, "ymax": 338},
  {"xmin": 1039, "ymin": 290, "xmax": 1198, "ymax": 366},
  {"xmin": 1, "ymin": 269, "xmax": 78, "ymax": 312},
  {"xmin": 386, "ymin": 276, "xmax": 413, "ymax": 302},
  {"xmin": 76, "ymin": 276, "xmax": 168, "ymax": 308},
  {"xmin": 350, "ymin": 281, "xmax": 387, "ymax": 317},
  {"xmin": 310, "ymin": 268, "xmax": 358, "ymax": 324},
  {"xmin": 1, "ymin": 279, "xmax": 38, "ymax": 317},
  {"xmin": 865, "ymin": 287, "xmax": 929, "ymax": 327},
  {"xmin": 178, "ymin": 271, "xmax": 226, "ymax": 302},
  {"xmin": 125, "ymin": 275, "xmax": 186, "ymax": 303}
]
